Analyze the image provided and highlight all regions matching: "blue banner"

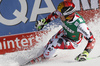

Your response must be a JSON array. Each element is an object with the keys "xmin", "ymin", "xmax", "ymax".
[{"xmin": 0, "ymin": 0, "xmax": 63, "ymax": 36}]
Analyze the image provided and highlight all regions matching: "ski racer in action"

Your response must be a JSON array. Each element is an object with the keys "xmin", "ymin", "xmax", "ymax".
[{"xmin": 30, "ymin": 1, "xmax": 96, "ymax": 63}]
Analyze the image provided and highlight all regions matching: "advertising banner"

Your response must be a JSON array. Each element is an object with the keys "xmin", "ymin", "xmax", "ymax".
[
  {"xmin": 0, "ymin": 0, "xmax": 100, "ymax": 54},
  {"xmin": 0, "ymin": 30, "xmax": 50, "ymax": 54}
]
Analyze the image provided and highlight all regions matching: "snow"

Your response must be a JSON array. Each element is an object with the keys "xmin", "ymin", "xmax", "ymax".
[{"xmin": 0, "ymin": 17, "xmax": 100, "ymax": 66}]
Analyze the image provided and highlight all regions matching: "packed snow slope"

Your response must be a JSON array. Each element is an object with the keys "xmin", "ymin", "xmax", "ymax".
[{"xmin": 0, "ymin": 17, "xmax": 100, "ymax": 66}]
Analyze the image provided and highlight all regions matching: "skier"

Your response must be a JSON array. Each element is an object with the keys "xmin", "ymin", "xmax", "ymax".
[{"xmin": 30, "ymin": 1, "xmax": 96, "ymax": 63}]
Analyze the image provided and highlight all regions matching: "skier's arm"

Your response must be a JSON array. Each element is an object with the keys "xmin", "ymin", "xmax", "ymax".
[
  {"xmin": 35, "ymin": 10, "xmax": 61, "ymax": 31},
  {"xmin": 78, "ymin": 23, "xmax": 96, "ymax": 53},
  {"xmin": 76, "ymin": 23, "xmax": 96, "ymax": 61},
  {"xmin": 45, "ymin": 10, "xmax": 61, "ymax": 23}
]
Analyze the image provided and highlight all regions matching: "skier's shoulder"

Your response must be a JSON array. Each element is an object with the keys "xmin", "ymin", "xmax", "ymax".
[
  {"xmin": 53, "ymin": 10, "xmax": 62, "ymax": 16},
  {"xmin": 75, "ymin": 12, "xmax": 86, "ymax": 24}
]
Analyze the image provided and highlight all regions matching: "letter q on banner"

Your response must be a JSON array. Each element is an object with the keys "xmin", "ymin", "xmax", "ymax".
[{"xmin": 0, "ymin": 0, "xmax": 28, "ymax": 26}]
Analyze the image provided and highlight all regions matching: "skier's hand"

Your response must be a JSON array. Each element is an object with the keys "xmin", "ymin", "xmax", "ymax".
[
  {"xmin": 75, "ymin": 50, "xmax": 89, "ymax": 62},
  {"xmin": 35, "ymin": 18, "xmax": 47, "ymax": 31}
]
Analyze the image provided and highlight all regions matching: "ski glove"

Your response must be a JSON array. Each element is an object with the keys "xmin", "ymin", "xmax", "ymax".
[
  {"xmin": 35, "ymin": 18, "xmax": 47, "ymax": 31},
  {"xmin": 75, "ymin": 50, "xmax": 89, "ymax": 62}
]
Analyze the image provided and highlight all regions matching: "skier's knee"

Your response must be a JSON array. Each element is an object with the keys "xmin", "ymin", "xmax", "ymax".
[{"xmin": 57, "ymin": 38, "xmax": 63, "ymax": 44}]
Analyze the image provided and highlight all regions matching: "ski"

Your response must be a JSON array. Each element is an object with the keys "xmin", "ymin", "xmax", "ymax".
[
  {"xmin": 53, "ymin": 54, "xmax": 100, "ymax": 62},
  {"xmin": 20, "ymin": 55, "xmax": 100, "ymax": 66},
  {"xmin": 87, "ymin": 55, "xmax": 100, "ymax": 60}
]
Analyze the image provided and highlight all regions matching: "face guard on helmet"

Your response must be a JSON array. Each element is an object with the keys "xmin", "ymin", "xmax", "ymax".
[{"xmin": 57, "ymin": 1, "xmax": 76, "ymax": 20}]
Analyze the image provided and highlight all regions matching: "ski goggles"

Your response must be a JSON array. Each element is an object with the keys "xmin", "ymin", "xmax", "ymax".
[{"xmin": 62, "ymin": 6, "xmax": 76, "ymax": 16}]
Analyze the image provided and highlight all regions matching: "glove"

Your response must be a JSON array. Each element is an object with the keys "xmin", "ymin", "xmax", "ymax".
[
  {"xmin": 75, "ymin": 50, "xmax": 89, "ymax": 62},
  {"xmin": 35, "ymin": 18, "xmax": 47, "ymax": 31}
]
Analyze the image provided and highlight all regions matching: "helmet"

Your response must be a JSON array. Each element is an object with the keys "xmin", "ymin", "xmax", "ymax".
[
  {"xmin": 57, "ymin": 1, "xmax": 76, "ymax": 20},
  {"xmin": 57, "ymin": 1, "xmax": 75, "ymax": 15}
]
